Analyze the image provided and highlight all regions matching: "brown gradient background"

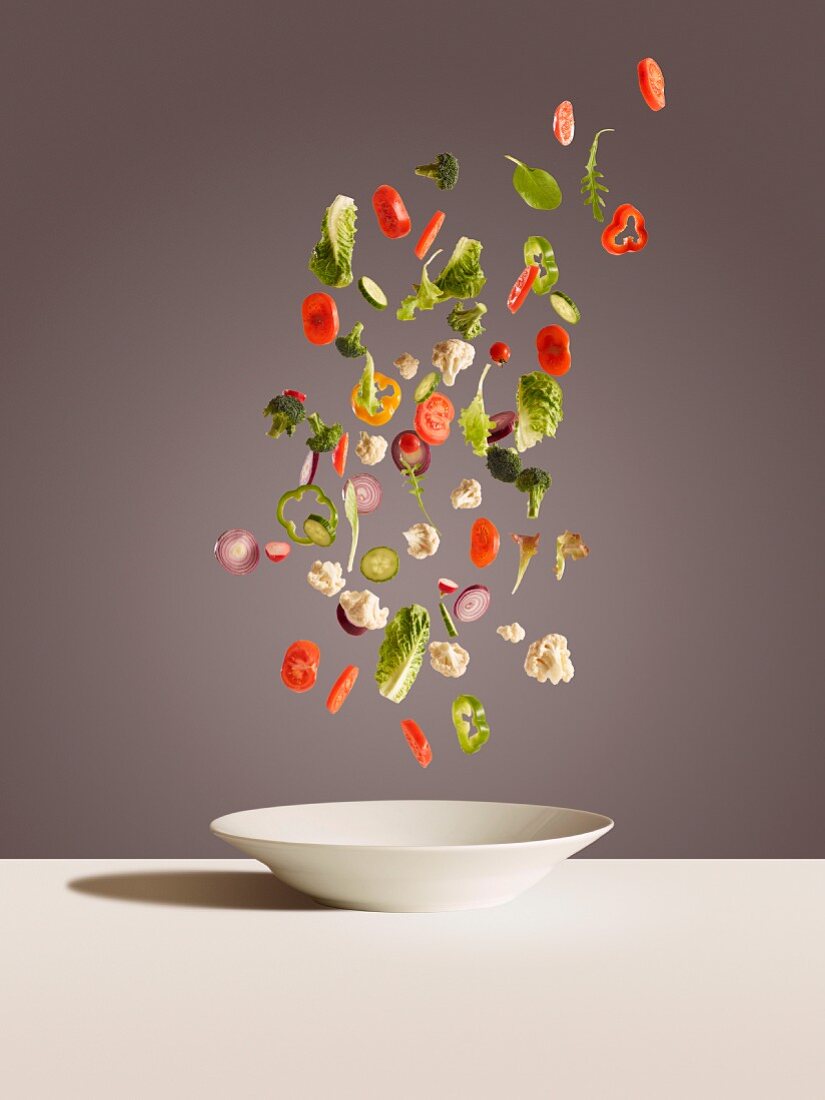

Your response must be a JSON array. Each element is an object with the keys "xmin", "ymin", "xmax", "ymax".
[{"xmin": 2, "ymin": 0, "xmax": 823, "ymax": 857}]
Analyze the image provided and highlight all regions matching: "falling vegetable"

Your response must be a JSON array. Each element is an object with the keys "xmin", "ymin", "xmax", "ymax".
[
  {"xmin": 554, "ymin": 531, "xmax": 590, "ymax": 580},
  {"xmin": 372, "ymin": 185, "xmax": 411, "ymax": 239},
  {"xmin": 344, "ymin": 480, "xmax": 359, "ymax": 572},
  {"xmin": 350, "ymin": 367, "xmax": 402, "ymax": 426},
  {"xmin": 581, "ymin": 129, "xmax": 614, "ymax": 222},
  {"xmin": 414, "ymin": 211, "xmax": 446, "ymax": 260},
  {"xmin": 553, "ymin": 101, "xmax": 575, "ymax": 146},
  {"xmin": 446, "ymin": 301, "xmax": 488, "ymax": 341},
  {"xmin": 601, "ymin": 204, "xmax": 648, "ymax": 255},
  {"xmin": 458, "ymin": 363, "xmax": 495, "ymax": 457},
  {"xmin": 263, "ymin": 393, "xmax": 306, "ymax": 439},
  {"xmin": 375, "ymin": 604, "xmax": 431, "ymax": 704},
  {"xmin": 469, "ymin": 517, "xmax": 500, "ymax": 568},
  {"xmin": 281, "ymin": 640, "xmax": 321, "ymax": 693},
  {"xmin": 453, "ymin": 584, "xmax": 491, "ymax": 622},
  {"xmin": 308, "ymin": 195, "xmax": 357, "ymax": 288},
  {"xmin": 507, "ymin": 265, "xmax": 540, "ymax": 313},
  {"xmin": 301, "ymin": 292, "xmax": 339, "ymax": 345},
  {"xmin": 485, "ymin": 445, "xmax": 522, "ymax": 483},
  {"xmin": 326, "ymin": 665, "xmax": 359, "ymax": 714},
  {"xmin": 511, "ymin": 532, "xmax": 541, "ymax": 594},
  {"xmin": 345, "ymin": 474, "xmax": 382, "ymax": 515},
  {"xmin": 414, "ymin": 153, "xmax": 459, "ymax": 191},
  {"xmin": 452, "ymin": 694, "xmax": 491, "ymax": 755},
  {"xmin": 276, "ymin": 484, "xmax": 338, "ymax": 547},
  {"xmin": 637, "ymin": 57, "xmax": 666, "ymax": 111},
  {"xmin": 514, "ymin": 467, "xmax": 552, "ymax": 520},
  {"xmin": 335, "ymin": 322, "xmax": 368, "ymax": 359},
  {"xmin": 306, "ymin": 413, "xmax": 344, "ymax": 454},
  {"xmin": 536, "ymin": 325, "xmax": 572, "ymax": 376},
  {"xmin": 214, "ymin": 529, "xmax": 260, "ymax": 576},
  {"xmin": 400, "ymin": 718, "xmax": 433, "ymax": 767},
  {"xmin": 504, "ymin": 155, "xmax": 562, "ymax": 210},
  {"xmin": 523, "ymin": 237, "xmax": 559, "ymax": 296},
  {"xmin": 515, "ymin": 372, "xmax": 564, "ymax": 452}
]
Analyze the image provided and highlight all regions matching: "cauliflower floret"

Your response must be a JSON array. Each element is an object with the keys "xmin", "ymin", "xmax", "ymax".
[
  {"xmin": 428, "ymin": 641, "xmax": 470, "ymax": 678},
  {"xmin": 338, "ymin": 589, "xmax": 389, "ymax": 630},
  {"xmin": 450, "ymin": 478, "xmax": 482, "ymax": 510},
  {"xmin": 355, "ymin": 431, "xmax": 388, "ymax": 466},
  {"xmin": 555, "ymin": 530, "xmax": 590, "ymax": 580},
  {"xmin": 403, "ymin": 523, "xmax": 440, "ymax": 559},
  {"xmin": 524, "ymin": 634, "xmax": 574, "ymax": 685},
  {"xmin": 307, "ymin": 561, "xmax": 346, "ymax": 597},
  {"xmin": 431, "ymin": 339, "xmax": 475, "ymax": 387},
  {"xmin": 497, "ymin": 623, "xmax": 526, "ymax": 644},
  {"xmin": 393, "ymin": 353, "xmax": 420, "ymax": 381}
]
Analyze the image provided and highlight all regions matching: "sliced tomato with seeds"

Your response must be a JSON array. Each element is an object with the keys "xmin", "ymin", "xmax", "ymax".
[
  {"xmin": 281, "ymin": 640, "xmax": 320, "ymax": 693},
  {"xmin": 507, "ymin": 265, "xmax": 540, "ymax": 314},
  {"xmin": 326, "ymin": 664, "xmax": 359, "ymax": 714},
  {"xmin": 552, "ymin": 100, "xmax": 575, "ymax": 145},
  {"xmin": 637, "ymin": 57, "xmax": 666, "ymax": 111},
  {"xmin": 301, "ymin": 293, "xmax": 339, "ymax": 346},
  {"xmin": 536, "ymin": 324, "xmax": 572, "ymax": 376},
  {"xmin": 470, "ymin": 517, "xmax": 500, "ymax": 568},
  {"xmin": 372, "ymin": 185, "xmax": 412, "ymax": 239},
  {"xmin": 414, "ymin": 211, "xmax": 446, "ymax": 260},
  {"xmin": 332, "ymin": 432, "xmax": 349, "ymax": 478},
  {"xmin": 400, "ymin": 719, "xmax": 432, "ymax": 768},
  {"xmin": 414, "ymin": 392, "xmax": 455, "ymax": 446}
]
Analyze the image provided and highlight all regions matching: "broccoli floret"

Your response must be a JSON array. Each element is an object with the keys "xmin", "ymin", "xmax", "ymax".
[
  {"xmin": 486, "ymin": 445, "xmax": 522, "ymax": 483},
  {"xmin": 447, "ymin": 301, "xmax": 488, "ymax": 341},
  {"xmin": 263, "ymin": 394, "xmax": 305, "ymax": 438},
  {"xmin": 306, "ymin": 411, "xmax": 343, "ymax": 454},
  {"xmin": 515, "ymin": 467, "xmax": 552, "ymax": 519},
  {"xmin": 415, "ymin": 153, "xmax": 459, "ymax": 191},
  {"xmin": 335, "ymin": 321, "xmax": 368, "ymax": 359}
]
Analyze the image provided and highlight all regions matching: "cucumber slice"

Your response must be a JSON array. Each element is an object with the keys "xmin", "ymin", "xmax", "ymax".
[
  {"xmin": 303, "ymin": 514, "xmax": 336, "ymax": 547},
  {"xmin": 439, "ymin": 599, "xmax": 459, "ymax": 638},
  {"xmin": 414, "ymin": 370, "xmax": 440, "ymax": 403},
  {"xmin": 358, "ymin": 276, "xmax": 388, "ymax": 310},
  {"xmin": 360, "ymin": 546, "xmax": 399, "ymax": 583},
  {"xmin": 549, "ymin": 291, "xmax": 581, "ymax": 324}
]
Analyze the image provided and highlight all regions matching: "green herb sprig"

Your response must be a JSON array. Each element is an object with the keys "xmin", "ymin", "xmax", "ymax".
[
  {"xmin": 400, "ymin": 455, "xmax": 439, "ymax": 532},
  {"xmin": 580, "ymin": 129, "xmax": 614, "ymax": 222}
]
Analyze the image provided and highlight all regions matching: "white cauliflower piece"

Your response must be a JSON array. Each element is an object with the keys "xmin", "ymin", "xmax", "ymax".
[
  {"xmin": 355, "ymin": 431, "xmax": 388, "ymax": 466},
  {"xmin": 431, "ymin": 339, "xmax": 475, "ymax": 387},
  {"xmin": 497, "ymin": 623, "xmax": 526, "ymax": 644},
  {"xmin": 403, "ymin": 523, "xmax": 440, "ymax": 559},
  {"xmin": 393, "ymin": 353, "xmax": 419, "ymax": 380},
  {"xmin": 450, "ymin": 478, "xmax": 482, "ymax": 510},
  {"xmin": 524, "ymin": 634, "xmax": 574, "ymax": 685},
  {"xmin": 338, "ymin": 589, "xmax": 389, "ymax": 630},
  {"xmin": 307, "ymin": 561, "xmax": 346, "ymax": 597},
  {"xmin": 428, "ymin": 641, "xmax": 470, "ymax": 678}
]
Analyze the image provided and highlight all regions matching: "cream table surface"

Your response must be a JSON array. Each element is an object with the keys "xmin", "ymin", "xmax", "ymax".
[{"xmin": 1, "ymin": 859, "xmax": 823, "ymax": 1099}]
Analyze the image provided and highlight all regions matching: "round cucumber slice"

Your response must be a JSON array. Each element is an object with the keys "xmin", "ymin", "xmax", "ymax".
[
  {"xmin": 303, "ymin": 514, "xmax": 336, "ymax": 547},
  {"xmin": 358, "ymin": 276, "xmax": 388, "ymax": 311},
  {"xmin": 360, "ymin": 546, "xmax": 399, "ymax": 583},
  {"xmin": 414, "ymin": 370, "xmax": 440, "ymax": 403},
  {"xmin": 549, "ymin": 291, "xmax": 581, "ymax": 324}
]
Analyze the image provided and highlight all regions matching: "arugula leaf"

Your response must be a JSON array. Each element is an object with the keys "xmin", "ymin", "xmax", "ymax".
[
  {"xmin": 344, "ymin": 479, "xmax": 359, "ymax": 573},
  {"xmin": 458, "ymin": 362, "xmax": 495, "ymax": 457},
  {"xmin": 504, "ymin": 156, "xmax": 562, "ymax": 210},
  {"xmin": 375, "ymin": 604, "xmax": 431, "ymax": 704},
  {"xmin": 580, "ymin": 129, "xmax": 614, "ymax": 222},
  {"xmin": 400, "ymin": 455, "xmax": 438, "ymax": 531},
  {"xmin": 355, "ymin": 351, "xmax": 381, "ymax": 417},
  {"xmin": 523, "ymin": 236, "xmax": 559, "ymax": 296},
  {"xmin": 397, "ymin": 249, "xmax": 446, "ymax": 321}
]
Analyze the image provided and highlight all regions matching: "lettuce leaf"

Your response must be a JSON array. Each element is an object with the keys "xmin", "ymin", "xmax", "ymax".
[
  {"xmin": 397, "ymin": 250, "xmax": 446, "ymax": 321},
  {"xmin": 458, "ymin": 363, "xmax": 495, "ymax": 457},
  {"xmin": 309, "ymin": 195, "xmax": 357, "ymax": 288},
  {"xmin": 434, "ymin": 237, "xmax": 486, "ymax": 300},
  {"xmin": 375, "ymin": 604, "xmax": 430, "ymax": 704},
  {"xmin": 355, "ymin": 351, "xmax": 380, "ymax": 416},
  {"xmin": 344, "ymin": 480, "xmax": 359, "ymax": 573},
  {"xmin": 515, "ymin": 371, "xmax": 564, "ymax": 452}
]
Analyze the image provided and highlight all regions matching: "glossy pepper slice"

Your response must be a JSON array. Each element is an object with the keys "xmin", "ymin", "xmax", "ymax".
[
  {"xmin": 351, "ymin": 371, "xmax": 401, "ymax": 426},
  {"xmin": 601, "ymin": 203, "xmax": 648, "ymax": 255},
  {"xmin": 452, "ymin": 694, "xmax": 491, "ymax": 755},
  {"xmin": 276, "ymin": 484, "xmax": 338, "ymax": 545}
]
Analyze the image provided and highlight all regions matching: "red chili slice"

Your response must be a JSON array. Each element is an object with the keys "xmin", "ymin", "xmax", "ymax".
[
  {"xmin": 414, "ymin": 211, "xmax": 446, "ymax": 260},
  {"xmin": 400, "ymin": 719, "xmax": 432, "ymax": 768},
  {"xmin": 507, "ymin": 265, "xmax": 540, "ymax": 314}
]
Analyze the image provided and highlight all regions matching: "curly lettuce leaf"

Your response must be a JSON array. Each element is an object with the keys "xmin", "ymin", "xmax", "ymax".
[
  {"xmin": 458, "ymin": 363, "xmax": 495, "ymax": 457},
  {"xmin": 355, "ymin": 351, "xmax": 381, "ymax": 416},
  {"xmin": 397, "ymin": 250, "xmax": 446, "ymax": 321},
  {"xmin": 375, "ymin": 604, "xmax": 430, "ymax": 704},
  {"xmin": 434, "ymin": 237, "xmax": 486, "ymax": 300},
  {"xmin": 515, "ymin": 372, "xmax": 564, "ymax": 452},
  {"xmin": 308, "ymin": 195, "xmax": 357, "ymax": 288}
]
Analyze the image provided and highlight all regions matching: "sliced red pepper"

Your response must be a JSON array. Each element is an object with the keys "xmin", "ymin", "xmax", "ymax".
[
  {"xmin": 332, "ymin": 432, "xmax": 349, "ymax": 477},
  {"xmin": 601, "ymin": 204, "xmax": 648, "ymax": 255},
  {"xmin": 400, "ymin": 719, "xmax": 432, "ymax": 768},
  {"xmin": 283, "ymin": 389, "xmax": 307, "ymax": 403},
  {"xmin": 507, "ymin": 265, "xmax": 540, "ymax": 313}
]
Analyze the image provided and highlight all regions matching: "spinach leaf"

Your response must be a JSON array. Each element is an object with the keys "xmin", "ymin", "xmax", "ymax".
[{"xmin": 505, "ymin": 156, "xmax": 562, "ymax": 210}]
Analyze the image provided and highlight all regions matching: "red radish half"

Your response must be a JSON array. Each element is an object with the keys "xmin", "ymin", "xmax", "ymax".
[
  {"xmin": 265, "ymin": 541, "xmax": 291, "ymax": 563},
  {"xmin": 438, "ymin": 578, "xmax": 459, "ymax": 596}
]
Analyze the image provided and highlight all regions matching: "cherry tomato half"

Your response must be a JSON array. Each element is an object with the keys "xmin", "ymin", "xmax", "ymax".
[
  {"xmin": 507, "ymin": 265, "xmax": 540, "ymax": 314},
  {"xmin": 264, "ymin": 541, "xmax": 291, "ymax": 563},
  {"xmin": 489, "ymin": 341, "xmax": 511, "ymax": 366},
  {"xmin": 637, "ymin": 57, "xmax": 666, "ymax": 112},
  {"xmin": 414, "ymin": 392, "xmax": 455, "ymax": 446},
  {"xmin": 414, "ymin": 211, "xmax": 446, "ymax": 260},
  {"xmin": 326, "ymin": 664, "xmax": 359, "ymax": 715},
  {"xmin": 536, "ymin": 324, "xmax": 572, "ymax": 376},
  {"xmin": 332, "ymin": 432, "xmax": 349, "ymax": 478},
  {"xmin": 372, "ymin": 184, "xmax": 411, "ymax": 239},
  {"xmin": 553, "ymin": 100, "xmax": 575, "ymax": 145},
  {"xmin": 470, "ymin": 517, "xmax": 500, "ymax": 569},
  {"xmin": 301, "ymin": 293, "xmax": 339, "ymax": 346},
  {"xmin": 281, "ymin": 640, "xmax": 320, "ymax": 693},
  {"xmin": 400, "ymin": 719, "xmax": 432, "ymax": 768}
]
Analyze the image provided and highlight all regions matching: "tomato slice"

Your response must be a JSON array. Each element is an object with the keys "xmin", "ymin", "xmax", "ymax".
[
  {"xmin": 332, "ymin": 432, "xmax": 349, "ymax": 478},
  {"xmin": 281, "ymin": 640, "xmax": 320, "ymax": 693},
  {"xmin": 470, "ymin": 517, "xmax": 500, "ymax": 569},
  {"xmin": 414, "ymin": 211, "xmax": 446, "ymax": 260},
  {"xmin": 536, "ymin": 324, "xmax": 571, "ymax": 377},
  {"xmin": 637, "ymin": 57, "xmax": 666, "ymax": 111},
  {"xmin": 301, "ymin": 293, "xmax": 339, "ymax": 346},
  {"xmin": 552, "ymin": 100, "xmax": 575, "ymax": 146},
  {"xmin": 400, "ymin": 719, "xmax": 432, "ymax": 768},
  {"xmin": 326, "ymin": 664, "xmax": 359, "ymax": 715},
  {"xmin": 264, "ymin": 541, "xmax": 291, "ymax": 563},
  {"xmin": 507, "ymin": 265, "xmax": 540, "ymax": 314},
  {"xmin": 372, "ymin": 184, "xmax": 411, "ymax": 239},
  {"xmin": 414, "ymin": 392, "xmax": 455, "ymax": 446}
]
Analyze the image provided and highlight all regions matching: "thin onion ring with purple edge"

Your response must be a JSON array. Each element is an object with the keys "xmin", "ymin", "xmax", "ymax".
[
  {"xmin": 299, "ymin": 450, "xmax": 319, "ymax": 486},
  {"xmin": 337, "ymin": 602, "xmax": 367, "ymax": 636},
  {"xmin": 453, "ymin": 584, "xmax": 491, "ymax": 622},
  {"xmin": 344, "ymin": 474, "xmax": 382, "ymax": 515},
  {"xmin": 214, "ymin": 529, "xmax": 260, "ymax": 576},
  {"xmin": 487, "ymin": 411, "xmax": 516, "ymax": 445}
]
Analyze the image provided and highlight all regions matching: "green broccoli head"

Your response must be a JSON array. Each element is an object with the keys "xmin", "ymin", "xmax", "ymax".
[
  {"xmin": 335, "ymin": 321, "xmax": 367, "ymax": 359},
  {"xmin": 515, "ymin": 467, "xmax": 552, "ymax": 519},
  {"xmin": 306, "ymin": 411, "xmax": 343, "ymax": 454},
  {"xmin": 415, "ymin": 153, "xmax": 459, "ymax": 191},
  {"xmin": 447, "ymin": 301, "xmax": 488, "ymax": 341},
  {"xmin": 486, "ymin": 445, "xmax": 522, "ymax": 483},
  {"xmin": 263, "ymin": 393, "xmax": 305, "ymax": 438}
]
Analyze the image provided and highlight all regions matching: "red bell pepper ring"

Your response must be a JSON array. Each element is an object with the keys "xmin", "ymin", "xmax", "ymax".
[{"xmin": 601, "ymin": 203, "xmax": 648, "ymax": 255}]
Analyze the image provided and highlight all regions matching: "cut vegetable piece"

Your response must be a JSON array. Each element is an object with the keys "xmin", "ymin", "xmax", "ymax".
[
  {"xmin": 326, "ymin": 665, "xmax": 359, "ymax": 715},
  {"xmin": 301, "ymin": 292, "xmax": 339, "ymax": 345},
  {"xmin": 264, "ymin": 541, "xmax": 291, "ymax": 563},
  {"xmin": 414, "ymin": 211, "xmax": 446, "ymax": 261},
  {"xmin": 372, "ymin": 185, "xmax": 411, "ymax": 239},
  {"xmin": 360, "ymin": 546, "xmax": 399, "ymax": 583},
  {"xmin": 489, "ymin": 342, "xmax": 511, "ymax": 366},
  {"xmin": 550, "ymin": 292, "xmax": 581, "ymax": 325},
  {"xmin": 453, "ymin": 584, "xmax": 491, "ymax": 623},
  {"xmin": 507, "ymin": 265, "xmax": 540, "ymax": 313},
  {"xmin": 487, "ymin": 411, "xmax": 516, "ymax": 444},
  {"xmin": 375, "ymin": 604, "xmax": 430, "ymax": 704},
  {"xmin": 415, "ymin": 392, "xmax": 455, "ymax": 446},
  {"xmin": 283, "ymin": 389, "xmax": 307, "ymax": 402},
  {"xmin": 413, "ymin": 371, "xmax": 440, "ymax": 404},
  {"xmin": 439, "ymin": 599, "xmax": 459, "ymax": 638},
  {"xmin": 344, "ymin": 479, "xmax": 359, "ymax": 572},
  {"xmin": 470, "ymin": 517, "xmax": 500, "ymax": 568},
  {"xmin": 438, "ymin": 577, "xmax": 459, "ymax": 596},
  {"xmin": 331, "ymin": 432, "xmax": 349, "ymax": 478},
  {"xmin": 400, "ymin": 719, "xmax": 432, "ymax": 768},
  {"xmin": 281, "ymin": 640, "xmax": 320, "ymax": 693},
  {"xmin": 351, "ymin": 369, "xmax": 401, "ymax": 426},
  {"xmin": 511, "ymin": 532, "xmax": 541, "ymax": 594},
  {"xmin": 536, "ymin": 324, "xmax": 572, "ymax": 377},
  {"xmin": 299, "ymin": 450, "xmax": 319, "ymax": 486},
  {"xmin": 346, "ymin": 474, "xmax": 382, "ymax": 515},
  {"xmin": 303, "ymin": 513, "xmax": 336, "ymax": 547},
  {"xmin": 638, "ymin": 57, "xmax": 666, "ymax": 111},
  {"xmin": 277, "ymin": 483, "xmax": 338, "ymax": 545},
  {"xmin": 358, "ymin": 276, "xmax": 388, "ymax": 310},
  {"xmin": 553, "ymin": 100, "xmax": 575, "ymax": 146},
  {"xmin": 452, "ymin": 694, "xmax": 490, "ymax": 755},
  {"xmin": 337, "ymin": 602, "xmax": 367, "ymax": 636},
  {"xmin": 391, "ymin": 430, "xmax": 431, "ymax": 475},
  {"xmin": 214, "ymin": 529, "xmax": 259, "ymax": 576}
]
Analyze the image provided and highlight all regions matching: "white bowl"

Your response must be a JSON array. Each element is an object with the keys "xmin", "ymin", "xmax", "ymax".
[{"xmin": 209, "ymin": 800, "xmax": 613, "ymax": 912}]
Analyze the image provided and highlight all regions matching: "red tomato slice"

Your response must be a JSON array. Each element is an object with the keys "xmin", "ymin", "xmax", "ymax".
[
  {"xmin": 536, "ymin": 324, "xmax": 572, "ymax": 376},
  {"xmin": 301, "ymin": 293, "xmax": 339, "ymax": 346},
  {"xmin": 470, "ymin": 517, "xmax": 500, "ymax": 569},
  {"xmin": 400, "ymin": 719, "xmax": 432, "ymax": 768},
  {"xmin": 281, "ymin": 640, "xmax": 320, "ymax": 693},
  {"xmin": 637, "ymin": 57, "xmax": 666, "ymax": 111},
  {"xmin": 332, "ymin": 432, "xmax": 349, "ymax": 478},
  {"xmin": 283, "ymin": 389, "xmax": 306, "ymax": 403},
  {"xmin": 414, "ymin": 393, "xmax": 454, "ymax": 446},
  {"xmin": 264, "ymin": 541, "xmax": 291, "ymax": 563},
  {"xmin": 326, "ymin": 664, "xmax": 359, "ymax": 715},
  {"xmin": 553, "ymin": 100, "xmax": 575, "ymax": 145},
  {"xmin": 507, "ymin": 265, "xmax": 540, "ymax": 314},
  {"xmin": 414, "ymin": 211, "xmax": 446, "ymax": 260},
  {"xmin": 372, "ymin": 185, "xmax": 411, "ymax": 239}
]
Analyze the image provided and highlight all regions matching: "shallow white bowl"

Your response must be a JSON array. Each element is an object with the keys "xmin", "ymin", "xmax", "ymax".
[{"xmin": 210, "ymin": 800, "xmax": 613, "ymax": 912}]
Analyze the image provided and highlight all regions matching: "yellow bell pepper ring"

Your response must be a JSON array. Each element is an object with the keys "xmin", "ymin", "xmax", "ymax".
[{"xmin": 351, "ymin": 371, "xmax": 401, "ymax": 427}]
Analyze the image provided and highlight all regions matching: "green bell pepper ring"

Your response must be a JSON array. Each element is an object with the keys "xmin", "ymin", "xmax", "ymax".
[
  {"xmin": 276, "ymin": 484, "xmax": 338, "ymax": 545},
  {"xmin": 452, "ymin": 694, "xmax": 490, "ymax": 755}
]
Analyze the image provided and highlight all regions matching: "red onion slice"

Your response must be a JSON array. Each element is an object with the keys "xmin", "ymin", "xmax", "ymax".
[
  {"xmin": 487, "ymin": 411, "xmax": 516, "ymax": 444},
  {"xmin": 337, "ymin": 602, "xmax": 367, "ymax": 636},
  {"xmin": 453, "ymin": 584, "xmax": 491, "ymax": 622},
  {"xmin": 344, "ymin": 474, "xmax": 382, "ymax": 515},
  {"xmin": 299, "ymin": 450, "xmax": 319, "ymax": 486},
  {"xmin": 214, "ymin": 529, "xmax": 260, "ymax": 576},
  {"xmin": 438, "ymin": 577, "xmax": 459, "ymax": 595},
  {"xmin": 391, "ymin": 430, "xmax": 431, "ymax": 475}
]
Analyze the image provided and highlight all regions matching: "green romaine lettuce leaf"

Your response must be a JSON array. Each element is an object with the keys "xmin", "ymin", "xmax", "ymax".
[
  {"xmin": 309, "ymin": 195, "xmax": 357, "ymax": 288},
  {"xmin": 375, "ymin": 604, "xmax": 430, "ymax": 704},
  {"xmin": 397, "ymin": 250, "xmax": 446, "ymax": 321},
  {"xmin": 344, "ymin": 479, "xmax": 359, "ymax": 573},
  {"xmin": 355, "ymin": 351, "xmax": 380, "ymax": 416},
  {"xmin": 434, "ymin": 237, "xmax": 486, "ymax": 300},
  {"xmin": 458, "ymin": 363, "xmax": 495, "ymax": 457},
  {"xmin": 515, "ymin": 372, "xmax": 564, "ymax": 452}
]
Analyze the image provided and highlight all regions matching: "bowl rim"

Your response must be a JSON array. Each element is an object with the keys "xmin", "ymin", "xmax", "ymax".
[{"xmin": 209, "ymin": 799, "xmax": 614, "ymax": 852}]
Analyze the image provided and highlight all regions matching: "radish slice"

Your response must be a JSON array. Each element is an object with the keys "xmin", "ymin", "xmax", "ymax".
[
  {"xmin": 337, "ymin": 602, "xmax": 367, "ymax": 636},
  {"xmin": 344, "ymin": 474, "xmax": 382, "ymax": 515},
  {"xmin": 214, "ymin": 529, "xmax": 259, "ymax": 576},
  {"xmin": 299, "ymin": 450, "xmax": 319, "ymax": 486},
  {"xmin": 391, "ymin": 430, "xmax": 431, "ymax": 475},
  {"xmin": 265, "ymin": 541, "xmax": 291, "ymax": 563},
  {"xmin": 438, "ymin": 577, "xmax": 459, "ymax": 595},
  {"xmin": 487, "ymin": 411, "xmax": 516, "ymax": 444},
  {"xmin": 454, "ymin": 584, "xmax": 491, "ymax": 622}
]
